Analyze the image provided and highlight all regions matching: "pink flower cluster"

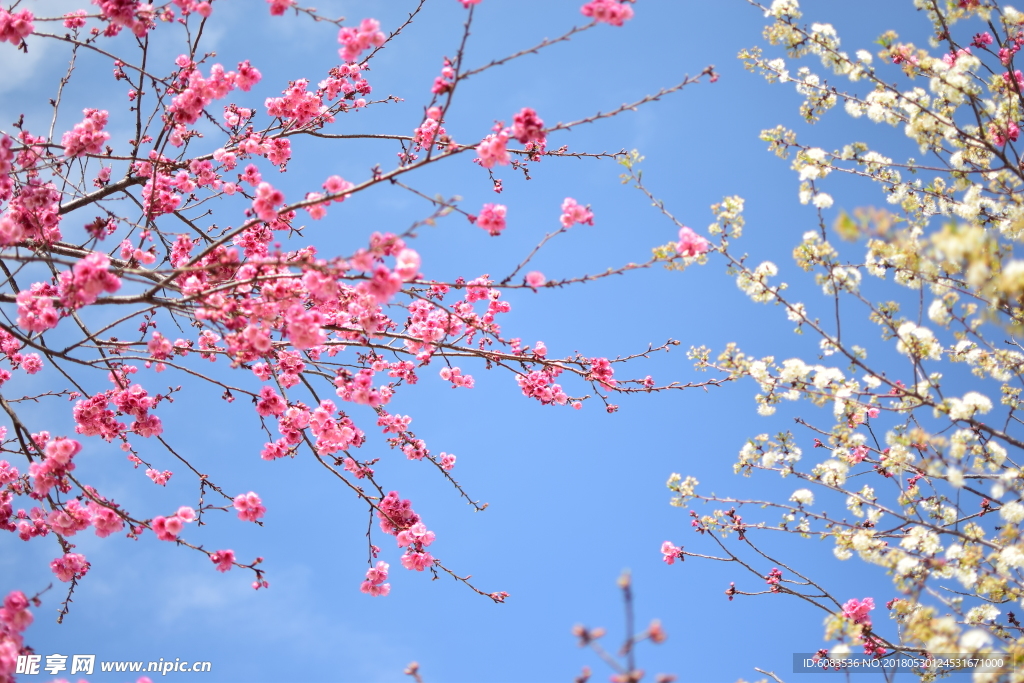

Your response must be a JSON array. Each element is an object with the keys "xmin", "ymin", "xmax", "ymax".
[
  {"xmin": 475, "ymin": 203, "xmax": 507, "ymax": 236},
  {"xmin": 93, "ymin": 0, "xmax": 155, "ymax": 37},
  {"xmin": 335, "ymin": 368, "xmax": 392, "ymax": 407},
  {"xmin": 152, "ymin": 506, "xmax": 196, "ymax": 541},
  {"xmin": 73, "ymin": 371, "xmax": 164, "ymax": 443},
  {"xmin": 517, "ymin": 367, "xmax": 568, "ymax": 405},
  {"xmin": 374, "ymin": 491, "xmax": 437, "ymax": 577},
  {"xmin": 377, "ymin": 491, "xmax": 419, "ymax": 535},
  {"xmin": 360, "ymin": 561, "xmax": 390, "ymax": 596},
  {"xmin": 267, "ymin": 0, "xmax": 295, "ymax": 15},
  {"xmin": 0, "ymin": 590, "xmax": 32, "ymax": 680},
  {"xmin": 58, "ymin": 252, "xmax": 122, "ymax": 309},
  {"xmin": 167, "ymin": 60, "xmax": 257, "ymax": 126},
  {"xmin": 210, "ymin": 549, "xmax": 235, "ymax": 572},
  {"xmin": 676, "ymin": 226, "xmax": 711, "ymax": 257},
  {"xmin": 61, "ymin": 109, "xmax": 111, "ymax": 158},
  {"xmin": 941, "ymin": 47, "xmax": 972, "ymax": 67},
  {"xmin": 318, "ymin": 64, "xmax": 372, "ymax": 110},
  {"xmin": 28, "ymin": 436, "xmax": 82, "ymax": 498},
  {"xmin": 560, "ymin": 198, "xmax": 594, "ymax": 228},
  {"xmin": 990, "ymin": 120, "xmax": 1021, "ymax": 146},
  {"xmin": 0, "ymin": 7, "xmax": 33, "ymax": 45},
  {"xmin": 660, "ymin": 540, "xmax": 683, "ymax": 565},
  {"xmin": 842, "ymin": 597, "xmax": 874, "ymax": 626},
  {"xmin": 16, "ymin": 284, "xmax": 59, "ymax": 333},
  {"xmin": 588, "ymin": 357, "xmax": 616, "ymax": 390},
  {"xmin": 50, "ymin": 552, "xmax": 90, "ymax": 582},
  {"xmin": 253, "ymin": 182, "xmax": 285, "ymax": 222},
  {"xmin": 511, "ymin": 107, "xmax": 546, "ymax": 146},
  {"xmin": 581, "ymin": 0, "xmax": 634, "ymax": 26},
  {"xmin": 476, "ymin": 129, "xmax": 510, "ymax": 168},
  {"xmin": 0, "ymin": 178, "xmax": 62, "ymax": 245},
  {"xmin": 439, "ymin": 366, "xmax": 474, "ymax": 388},
  {"xmin": 265, "ymin": 79, "xmax": 327, "ymax": 128},
  {"xmin": 233, "ymin": 492, "xmax": 266, "ymax": 522},
  {"xmin": 432, "ymin": 60, "xmax": 456, "ymax": 95},
  {"xmin": 338, "ymin": 18, "xmax": 385, "ymax": 63},
  {"xmin": 309, "ymin": 400, "xmax": 363, "ymax": 455}
]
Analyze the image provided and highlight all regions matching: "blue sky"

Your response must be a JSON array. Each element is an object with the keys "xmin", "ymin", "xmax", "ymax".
[{"xmin": 0, "ymin": 1, "xmax": 989, "ymax": 682}]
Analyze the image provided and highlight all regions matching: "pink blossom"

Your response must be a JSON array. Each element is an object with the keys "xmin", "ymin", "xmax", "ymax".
[
  {"xmin": 525, "ymin": 271, "xmax": 546, "ymax": 288},
  {"xmin": 88, "ymin": 500, "xmax": 125, "ymax": 538},
  {"xmin": 588, "ymin": 357, "xmax": 616, "ymax": 389},
  {"xmin": 285, "ymin": 304, "xmax": 326, "ymax": 350},
  {"xmin": 256, "ymin": 386, "xmax": 287, "ymax": 417},
  {"xmin": 396, "ymin": 522, "xmax": 436, "ymax": 548},
  {"xmin": 210, "ymin": 550, "xmax": 235, "ymax": 572},
  {"xmin": 62, "ymin": 109, "xmax": 111, "ymax": 158},
  {"xmin": 475, "ymin": 203, "xmax": 507, "ymax": 236},
  {"xmin": 338, "ymin": 18, "xmax": 385, "ymax": 63},
  {"xmin": 59, "ymin": 252, "xmax": 122, "ymax": 309},
  {"xmin": 476, "ymin": 129, "xmax": 510, "ymax": 169},
  {"xmin": 511, "ymin": 107, "xmax": 546, "ymax": 145},
  {"xmin": 941, "ymin": 47, "xmax": 971, "ymax": 67},
  {"xmin": 253, "ymin": 182, "xmax": 285, "ymax": 222},
  {"xmin": 676, "ymin": 226, "xmax": 711, "ymax": 257},
  {"xmin": 1003, "ymin": 70, "xmax": 1024, "ymax": 88},
  {"xmin": 148, "ymin": 331, "xmax": 174, "ymax": 360},
  {"xmin": 560, "ymin": 197, "xmax": 594, "ymax": 227},
  {"xmin": 400, "ymin": 549, "xmax": 434, "ymax": 571},
  {"xmin": 439, "ymin": 366, "xmax": 474, "ymax": 388},
  {"xmin": 457, "ymin": 0, "xmax": 482, "ymax": 6},
  {"xmin": 517, "ymin": 368, "xmax": 568, "ymax": 405},
  {"xmin": 0, "ymin": 8, "xmax": 33, "ymax": 46},
  {"xmin": 0, "ymin": 591, "xmax": 32, "ymax": 632},
  {"xmin": 842, "ymin": 597, "xmax": 875, "ymax": 626},
  {"xmin": 661, "ymin": 540, "xmax": 683, "ymax": 565},
  {"xmin": 265, "ymin": 79, "xmax": 325, "ymax": 128},
  {"xmin": 440, "ymin": 452, "xmax": 456, "ymax": 471},
  {"xmin": 151, "ymin": 514, "xmax": 182, "ymax": 540},
  {"xmin": 94, "ymin": 0, "xmax": 155, "ymax": 36},
  {"xmin": 323, "ymin": 175, "xmax": 354, "ymax": 199},
  {"xmin": 233, "ymin": 491, "xmax": 266, "ymax": 522},
  {"xmin": 990, "ymin": 120, "xmax": 1020, "ymax": 146},
  {"xmin": 267, "ymin": 0, "xmax": 294, "ymax": 15},
  {"xmin": 47, "ymin": 499, "xmax": 91, "ymax": 536},
  {"xmin": 581, "ymin": 0, "xmax": 634, "ymax": 26},
  {"xmin": 395, "ymin": 248, "xmax": 421, "ymax": 281},
  {"xmin": 45, "ymin": 437, "xmax": 81, "ymax": 465},
  {"xmin": 50, "ymin": 552, "xmax": 90, "ymax": 582},
  {"xmin": 359, "ymin": 265, "xmax": 403, "ymax": 305},
  {"xmin": 16, "ymin": 285, "xmax": 59, "ymax": 333},
  {"xmin": 63, "ymin": 10, "xmax": 87, "ymax": 29},
  {"xmin": 146, "ymin": 468, "xmax": 172, "ymax": 485},
  {"xmin": 377, "ymin": 490, "xmax": 420, "ymax": 535},
  {"xmin": 360, "ymin": 560, "xmax": 391, "ymax": 596}
]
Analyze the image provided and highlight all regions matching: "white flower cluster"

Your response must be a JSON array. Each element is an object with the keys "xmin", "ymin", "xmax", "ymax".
[
  {"xmin": 736, "ymin": 261, "xmax": 781, "ymax": 303},
  {"xmin": 894, "ymin": 322, "xmax": 942, "ymax": 360},
  {"xmin": 940, "ymin": 391, "xmax": 993, "ymax": 421},
  {"xmin": 900, "ymin": 525, "xmax": 942, "ymax": 556},
  {"xmin": 790, "ymin": 488, "xmax": 814, "ymax": 505}
]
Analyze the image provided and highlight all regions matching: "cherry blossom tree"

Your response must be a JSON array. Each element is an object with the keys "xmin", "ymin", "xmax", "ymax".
[{"xmin": 0, "ymin": 0, "xmax": 725, "ymax": 679}]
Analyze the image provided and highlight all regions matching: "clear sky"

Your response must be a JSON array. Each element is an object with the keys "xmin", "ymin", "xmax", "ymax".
[{"xmin": 0, "ymin": 1, "xmax": 978, "ymax": 682}]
